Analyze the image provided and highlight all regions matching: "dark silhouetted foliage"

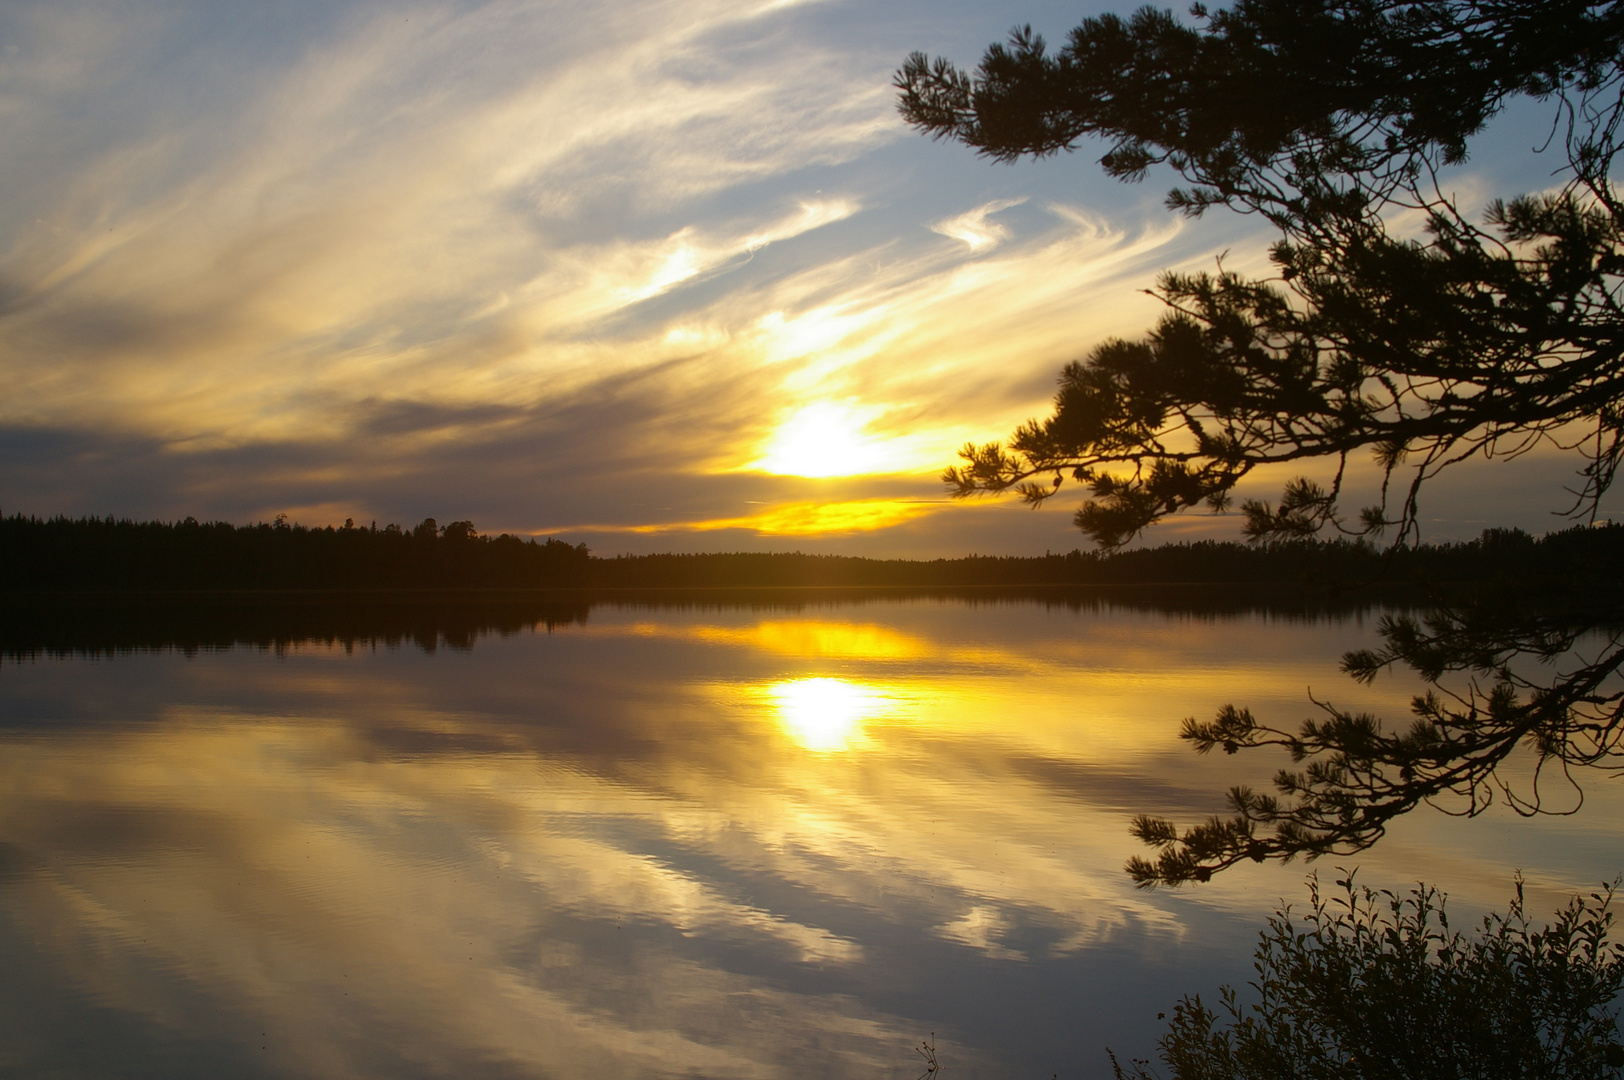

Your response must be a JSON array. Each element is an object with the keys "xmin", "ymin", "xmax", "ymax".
[
  {"xmin": 9, "ymin": 512, "xmax": 1623, "ymax": 594},
  {"xmin": 1127, "ymin": 524, "xmax": 1624, "ymax": 885},
  {"xmin": 900, "ymin": 0, "xmax": 1624, "ymax": 885},
  {"xmin": 0, "ymin": 514, "xmax": 592, "ymax": 591},
  {"xmin": 1129, "ymin": 562, "xmax": 1624, "ymax": 886},
  {"xmin": 899, "ymin": 0, "xmax": 1624, "ymax": 549},
  {"xmin": 1112, "ymin": 874, "xmax": 1624, "ymax": 1079}
]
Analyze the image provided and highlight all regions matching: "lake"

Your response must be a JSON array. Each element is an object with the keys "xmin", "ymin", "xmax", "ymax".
[{"xmin": 1, "ymin": 592, "xmax": 1620, "ymax": 1078}]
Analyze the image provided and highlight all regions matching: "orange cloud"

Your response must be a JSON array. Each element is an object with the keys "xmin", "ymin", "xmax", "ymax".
[{"xmin": 579, "ymin": 498, "xmax": 945, "ymax": 537}]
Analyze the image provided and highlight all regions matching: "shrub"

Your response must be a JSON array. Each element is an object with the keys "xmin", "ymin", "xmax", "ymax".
[{"xmin": 1113, "ymin": 874, "xmax": 1624, "ymax": 1079}]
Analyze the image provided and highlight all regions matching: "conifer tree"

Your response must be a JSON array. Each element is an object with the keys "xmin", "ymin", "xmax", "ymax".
[
  {"xmin": 899, "ymin": 0, "xmax": 1624, "ymax": 548},
  {"xmin": 899, "ymin": 2, "xmax": 1624, "ymax": 884}
]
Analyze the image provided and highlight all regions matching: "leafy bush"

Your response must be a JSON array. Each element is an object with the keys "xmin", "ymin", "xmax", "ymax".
[{"xmin": 1113, "ymin": 875, "xmax": 1624, "ymax": 1079}]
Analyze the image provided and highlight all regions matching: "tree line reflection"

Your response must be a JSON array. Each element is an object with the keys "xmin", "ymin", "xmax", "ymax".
[
  {"xmin": 1, "ymin": 585, "xmax": 1398, "ymax": 662},
  {"xmin": 1130, "ymin": 526, "xmax": 1624, "ymax": 884},
  {"xmin": 6, "ymin": 518, "xmax": 1621, "ymax": 903}
]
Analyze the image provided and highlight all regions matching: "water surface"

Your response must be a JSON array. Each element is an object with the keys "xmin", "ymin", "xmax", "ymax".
[{"xmin": 1, "ymin": 594, "xmax": 1619, "ymax": 1078}]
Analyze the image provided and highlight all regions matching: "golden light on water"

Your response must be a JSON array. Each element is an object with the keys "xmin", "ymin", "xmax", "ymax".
[
  {"xmin": 766, "ymin": 677, "xmax": 898, "ymax": 752},
  {"xmin": 5, "ymin": 603, "xmax": 1617, "ymax": 1079},
  {"xmin": 722, "ymin": 621, "xmax": 927, "ymax": 660}
]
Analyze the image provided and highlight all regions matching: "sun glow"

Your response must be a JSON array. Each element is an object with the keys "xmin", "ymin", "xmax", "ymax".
[
  {"xmin": 590, "ymin": 497, "xmax": 939, "ymax": 536},
  {"xmin": 756, "ymin": 402, "xmax": 892, "ymax": 478},
  {"xmin": 766, "ymin": 677, "xmax": 898, "ymax": 753},
  {"xmin": 713, "ymin": 499, "xmax": 934, "ymax": 535}
]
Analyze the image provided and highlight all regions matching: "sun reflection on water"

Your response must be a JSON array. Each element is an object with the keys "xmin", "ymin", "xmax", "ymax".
[
  {"xmin": 5, "ymin": 603, "xmax": 1619, "ymax": 1080},
  {"xmin": 766, "ymin": 676, "xmax": 898, "ymax": 752}
]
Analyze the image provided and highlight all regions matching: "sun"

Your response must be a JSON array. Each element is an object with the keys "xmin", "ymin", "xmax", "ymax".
[{"xmin": 756, "ymin": 402, "xmax": 889, "ymax": 478}]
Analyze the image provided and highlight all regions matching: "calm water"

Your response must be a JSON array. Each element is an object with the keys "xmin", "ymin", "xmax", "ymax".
[{"xmin": 1, "ymin": 595, "xmax": 1620, "ymax": 1079}]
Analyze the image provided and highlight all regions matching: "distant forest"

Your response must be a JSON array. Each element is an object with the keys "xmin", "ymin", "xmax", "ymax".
[{"xmin": 2, "ymin": 512, "xmax": 1620, "ymax": 593}]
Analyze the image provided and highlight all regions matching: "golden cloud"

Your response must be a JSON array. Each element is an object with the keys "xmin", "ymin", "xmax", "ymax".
[{"xmin": 582, "ymin": 497, "xmax": 944, "ymax": 536}]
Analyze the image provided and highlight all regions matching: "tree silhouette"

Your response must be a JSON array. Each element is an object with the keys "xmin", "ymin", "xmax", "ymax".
[
  {"xmin": 898, "ymin": 1, "xmax": 1624, "ymax": 885},
  {"xmin": 898, "ymin": 0, "xmax": 1624, "ymax": 548},
  {"xmin": 1111, "ymin": 874, "xmax": 1624, "ymax": 1079},
  {"xmin": 1127, "ymin": 529, "xmax": 1624, "ymax": 884}
]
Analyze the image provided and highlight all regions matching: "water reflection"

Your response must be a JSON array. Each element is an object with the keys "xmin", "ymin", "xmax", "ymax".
[
  {"xmin": 0, "ymin": 596, "xmax": 1618, "ymax": 1079},
  {"xmin": 0, "ymin": 584, "xmax": 1404, "ymax": 662},
  {"xmin": 765, "ymin": 677, "xmax": 902, "ymax": 752}
]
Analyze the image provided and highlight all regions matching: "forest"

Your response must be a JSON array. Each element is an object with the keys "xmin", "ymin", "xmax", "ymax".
[{"xmin": 2, "ymin": 511, "xmax": 1619, "ymax": 593}]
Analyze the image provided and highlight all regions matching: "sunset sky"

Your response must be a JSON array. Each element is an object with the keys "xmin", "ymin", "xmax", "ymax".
[{"xmin": 1, "ymin": 0, "xmax": 1613, "ymax": 555}]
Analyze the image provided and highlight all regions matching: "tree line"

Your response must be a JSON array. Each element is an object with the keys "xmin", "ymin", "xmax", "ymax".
[
  {"xmin": 4, "ymin": 511, "xmax": 1621, "ymax": 592},
  {"xmin": 0, "ymin": 514, "xmax": 592, "ymax": 591}
]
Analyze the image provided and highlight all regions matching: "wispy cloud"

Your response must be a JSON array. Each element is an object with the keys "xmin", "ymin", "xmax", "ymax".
[
  {"xmin": 929, "ymin": 196, "xmax": 1027, "ymax": 253},
  {"xmin": 0, "ymin": 0, "xmax": 1298, "ymax": 551}
]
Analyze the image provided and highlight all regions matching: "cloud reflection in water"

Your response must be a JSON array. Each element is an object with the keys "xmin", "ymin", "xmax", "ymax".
[{"xmin": 1, "ymin": 598, "xmax": 1620, "ymax": 1078}]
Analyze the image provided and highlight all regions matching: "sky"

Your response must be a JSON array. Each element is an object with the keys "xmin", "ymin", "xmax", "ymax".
[{"xmin": 0, "ymin": 0, "xmax": 1615, "ymax": 556}]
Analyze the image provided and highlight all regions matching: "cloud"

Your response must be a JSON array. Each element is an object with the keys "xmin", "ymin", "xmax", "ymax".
[
  {"xmin": 11, "ymin": 0, "xmax": 1458, "ymax": 554},
  {"xmin": 929, "ymin": 196, "xmax": 1027, "ymax": 253},
  {"xmin": 0, "ymin": 174, "xmax": 1244, "ymax": 549},
  {"xmin": 0, "ymin": 0, "xmax": 895, "ymax": 435},
  {"xmin": 0, "ymin": 0, "xmax": 1580, "ymax": 555},
  {"xmin": 591, "ymin": 497, "xmax": 946, "ymax": 537}
]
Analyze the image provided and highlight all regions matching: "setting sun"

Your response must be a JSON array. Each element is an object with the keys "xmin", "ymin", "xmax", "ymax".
[{"xmin": 756, "ymin": 402, "xmax": 892, "ymax": 478}]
